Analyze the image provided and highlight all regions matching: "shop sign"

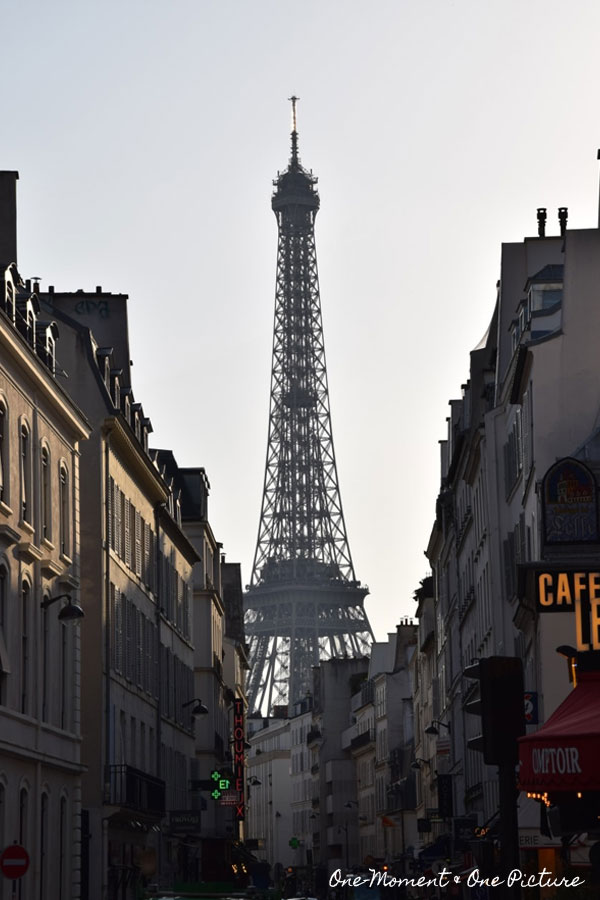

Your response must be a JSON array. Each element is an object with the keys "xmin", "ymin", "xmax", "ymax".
[
  {"xmin": 542, "ymin": 458, "xmax": 598, "ymax": 545},
  {"xmin": 169, "ymin": 811, "xmax": 202, "ymax": 833},
  {"xmin": 534, "ymin": 569, "xmax": 600, "ymax": 651},
  {"xmin": 232, "ymin": 697, "xmax": 246, "ymax": 820}
]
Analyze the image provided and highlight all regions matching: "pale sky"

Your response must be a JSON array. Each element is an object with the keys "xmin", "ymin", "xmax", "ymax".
[{"xmin": 4, "ymin": 0, "xmax": 600, "ymax": 639}]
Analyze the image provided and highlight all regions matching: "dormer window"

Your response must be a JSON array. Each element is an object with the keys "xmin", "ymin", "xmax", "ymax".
[
  {"xmin": 110, "ymin": 370, "xmax": 122, "ymax": 409},
  {"xmin": 132, "ymin": 403, "xmax": 143, "ymax": 441},
  {"xmin": 525, "ymin": 264, "xmax": 564, "ymax": 313},
  {"xmin": 37, "ymin": 322, "xmax": 59, "ymax": 374},
  {"xmin": 529, "ymin": 283, "xmax": 562, "ymax": 311},
  {"xmin": 96, "ymin": 348, "xmax": 114, "ymax": 390},
  {"xmin": 510, "ymin": 320, "xmax": 520, "ymax": 353},
  {"xmin": 4, "ymin": 277, "xmax": 15, "ymax": 321},
  {"xmin": 16, "ymin": 295, "xmax": 39, "ymax": 347}
]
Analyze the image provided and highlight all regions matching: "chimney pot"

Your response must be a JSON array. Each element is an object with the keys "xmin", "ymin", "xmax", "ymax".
[
  {"xmin": 537, "ymin": 207, "xmax": 547, "ymax": 238},
  {"xmin": 0, "ymin": 171, "xmax": 19, "ymax": 266},
  {"xmin": 558, "ymin": 206, "xmax": 568, "ymax": 237}
]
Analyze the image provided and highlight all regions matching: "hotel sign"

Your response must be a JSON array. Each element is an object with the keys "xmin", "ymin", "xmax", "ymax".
[
  {"xmin": 231, "ymin": 697, "xmax": 246, "ymax": 820},
  {"xmin": 534, "ymin": 569, "xmax": 600, "ymax": 651},
  {"xmin": 542, "ymin": 458, "xmax": 598, "ymax": 545}
]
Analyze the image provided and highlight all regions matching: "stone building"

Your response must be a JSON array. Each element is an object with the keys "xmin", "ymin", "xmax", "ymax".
[
  {"xmin": 0, "ymin": 171, "xmax": 90, "ymax": 900},
  {"xmin": 420, "ymin": 200, "xmax": 600, "ymax": 875},
  {"xmin": 39, "ymin": 286, "xmax": 198, "ymax": 899}
]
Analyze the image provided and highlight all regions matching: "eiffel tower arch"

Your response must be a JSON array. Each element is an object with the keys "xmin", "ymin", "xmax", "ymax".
[{"xmin": 244, "ymin": 100, "xmax": 373, "ymax": 714}]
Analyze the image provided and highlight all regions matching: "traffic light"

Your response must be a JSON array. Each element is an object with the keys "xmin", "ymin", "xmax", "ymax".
[{"xmin": 464, "ymin": 656, "xmax": 525, "ymax": 766}]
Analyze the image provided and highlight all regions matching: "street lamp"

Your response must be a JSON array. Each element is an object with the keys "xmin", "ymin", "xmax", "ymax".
[
  {"xmin": 425, "ymin": 720, "xmax": 451, "ymax": 736},
  {"xmin": 40, "ymin": 593, "xmax": 84, "ymax": 623},
  {"xmin": 338, "ymin": 822, "xmax": 349, "ymax": 869},
  {"xmin": 182, "ymin": 698, "xmax": 209, "ymax": 716},
  {"xmin": 410, "ymin": 757, "xmax": 429, "ymax": 771}
]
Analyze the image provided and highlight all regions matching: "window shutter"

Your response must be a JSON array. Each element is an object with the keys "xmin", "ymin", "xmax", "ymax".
[
  {"xmin": 137, "ymin": 609, "xmax": 143, "ymax": 687},
  {"xmin": 124, "ymin": 500, "xmax": 131, "ymax": 568},
  {"xmin": 108, "ymin": 477, "xmax": 114, "ymax": 549},
  {"xmin": 135, "ymin": 510, "xmax": 142, "ymax": 576},
  {"xmin": 115, "ymin": 488, "xmax": 122, "ymax": 558},
  {"xmin": 110, "ymin": 583, "xmax": 116, "ymax": 670},
  {"xmin": 115, "ymin": 589, "xmax": 123, "ymax": 674}
]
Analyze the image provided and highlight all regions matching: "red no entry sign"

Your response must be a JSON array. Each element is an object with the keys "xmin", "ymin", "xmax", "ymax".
[{"xmin": 0, "ymin": 844, "xmax": 29, "ymax": 880}]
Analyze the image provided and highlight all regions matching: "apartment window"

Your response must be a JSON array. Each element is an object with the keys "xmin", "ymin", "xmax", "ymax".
[
  {"xmin": 59, "ymin": 464, "xmax": 69, "ymax": 557},
  {"xmin": 0, "ymin": 567, "xmax": 8, "ymax": 704},
  {"xmin": 20, "ymin": 424, "xmax": 31, "ymax": 522},
  {"xmin": 58, "ymin": 796, "xmax": 67, "ymax": 900},
  {"xmin": 39, "ymin": 793, "xmax": 48, "ymax": 900},
  {"xmin": 42, "ymin": 601, "xmax": 49, "ymax": 720},
  {"xmin": 18, "ymin": 787, "xmax": 28, "ymax": 900},
  {"xmin": 140, "ymin": 722, "xmax": 146, "ymax": 772},
  {"xmin": 0, "ymin": 403, "xmax": 6, "ymax": 502},
  {"xmin": 41, "ymin": 446, "xmax": 50, "ymax": 539},
  {"xmin": 60, "ymin": 622, "xmax": 68, "ymax": 729},
  {"xmin": 21, "ymin": 582, "xmax": 30, "ymax": 714},
  {"xmin": 529, "ymin": 283, "xmax": 563, "ymax": 311}
]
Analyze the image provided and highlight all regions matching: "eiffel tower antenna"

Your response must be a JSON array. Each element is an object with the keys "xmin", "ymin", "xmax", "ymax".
[{"xmin": 244, "ymin": 102, "xmax": 373, "ymax": 714}]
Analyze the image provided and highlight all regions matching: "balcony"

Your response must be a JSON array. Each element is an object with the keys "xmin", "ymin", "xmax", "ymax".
[
  {"xmin": 350, "ymin": 729, "xmax": 375, "ymax": 752},
  {"xmin": 307, "ymin": 728, "xmax": 322, "ymax": 745},
  {"xmin": 105, "ymin": 765, "xmax": 165, "ymax": 817}
]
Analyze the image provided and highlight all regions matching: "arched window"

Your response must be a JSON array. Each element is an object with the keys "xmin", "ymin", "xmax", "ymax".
[
  {"xmin": 41, "ymin": 446, "xmax": 50, "ymax": 539},
  {"xmin": 39, "ymin": 793, "xmax": 48, "ymax": 899},
  {"xmin": 0, "ymin": 566, "xmax": 8, "ymax": 705},
  {"xmin": 0, "ymin": 402, "xmax": 6, "ymax": 502},
  {"xmin": 58, "ymin": 795, "xmax": 67, "ymax": 900},
  {"xmin": 41, "ymin": 595, "xmax": 49, "ymax": 721},
  {"xmin": 59, "ymin": 464, "xmax": 69, "ymax": 557},
  {"xmin": 21, "ymin": 581, "xmax": 30, "ymax": 714},
  {"xmin": 20, "ymin": 423, "xmax": 31, "ymax": 522},
  {"xmin": 19, "ymin": 787, "xmax": 28, "ymax": 900}
]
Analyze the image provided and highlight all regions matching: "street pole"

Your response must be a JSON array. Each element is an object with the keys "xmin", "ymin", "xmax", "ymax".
[{"xmin": 499, "ymin": 763, "xmax": 520, "ymax": 900}]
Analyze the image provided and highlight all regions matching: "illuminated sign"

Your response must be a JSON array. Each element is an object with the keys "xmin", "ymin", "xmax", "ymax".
[
  {"xmin": 535, "ymin": 570, "xmax": 600, "ymax": 651},
  {"xmin": 209, "ymin": 698, "xmax": 246, "ymax": 819},
  {"xmin": 542, "ymin": 458, "xmax": 598, "ymax": 545},
  {"xmin": 232, "ymin": 697, "xmax": 246, "ymax": 820}
]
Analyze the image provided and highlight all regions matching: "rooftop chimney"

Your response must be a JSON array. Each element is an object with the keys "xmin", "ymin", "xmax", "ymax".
[
  {"xmin": 558, "ymin": 206, "xmax": 568, "ymax": 237},
  {"xmin": 0, "ymin": 171, "xmax": 19, "ymax": 266},
  {"xmin": 537, "ymin": 207, "xmax": 547, "ymax": 238}
]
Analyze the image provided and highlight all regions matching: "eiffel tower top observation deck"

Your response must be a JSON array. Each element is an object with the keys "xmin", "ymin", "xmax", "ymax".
[{"xmin": 244, "ymin": 99, "xmax": 373, "ymax": 714}]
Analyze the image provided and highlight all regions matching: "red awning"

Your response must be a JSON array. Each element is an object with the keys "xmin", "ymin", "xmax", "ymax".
[{"xmin": 519, "ymin": 670, "xmax": 600, "ymax": 792}]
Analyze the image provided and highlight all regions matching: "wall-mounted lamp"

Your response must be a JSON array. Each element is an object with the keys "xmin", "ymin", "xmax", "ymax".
[
  {"xmin": 248, "ymin": 776, "xmax": 262, "ymax": 786},
  {"xmin": 182, "ymin": 698, "xmax": 209, "ymax": 716},
  {"xmin": 411, "ymin": 757, "xmax": 430, "ymax": 771},
  {"xmin": 425, "ymin": 720, "xmax": 451, "ymax": 736},
  {"xmin": 40, "ymin": 593, "xmax": 84, "ymax": 623},
  {"xmin": 344, "ymin": 801, "xmax": 358, "ymax": 808},
  {"xmin": 555, "ymin": 645, "xmax": 578, "ymax": 659}
]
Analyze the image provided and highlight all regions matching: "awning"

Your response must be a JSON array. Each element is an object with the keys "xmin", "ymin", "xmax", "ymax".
[{"xmin": 518, "ymin": 670, "xmax": 600, "ymax": 792}]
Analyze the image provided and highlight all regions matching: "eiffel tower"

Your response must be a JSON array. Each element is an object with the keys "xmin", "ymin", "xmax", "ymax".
[{"xmin": 244, "ymin": 99, "xmax": 373, "ymax": 714}]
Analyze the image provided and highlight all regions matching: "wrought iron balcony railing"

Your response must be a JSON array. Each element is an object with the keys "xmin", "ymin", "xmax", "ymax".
[{"xmin": 105, "ymin": 765, "xmax": 165, "ymax": 817}]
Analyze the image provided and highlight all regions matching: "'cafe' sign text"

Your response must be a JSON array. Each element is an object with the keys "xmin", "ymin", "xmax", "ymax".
[{"xmin": 535, "ymin": 570, "xmax": 600, "ymax": 651}]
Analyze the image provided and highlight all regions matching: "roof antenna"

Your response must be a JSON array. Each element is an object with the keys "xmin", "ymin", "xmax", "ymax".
[{"xmin": 289, "ymin": 95, "xmax": 299, "ymax": 168}]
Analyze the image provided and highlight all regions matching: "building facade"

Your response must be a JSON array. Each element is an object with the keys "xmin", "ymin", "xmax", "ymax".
[
  {"xmin": 0, "ymin": 171, "xmax": 90, "ymax": 900},
  {"xmin": 41, "ymin": 287, "xmax": 199, "ymax": 899}
]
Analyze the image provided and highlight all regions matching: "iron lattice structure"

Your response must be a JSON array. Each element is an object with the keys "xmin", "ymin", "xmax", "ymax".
[{"xmin": 245, "ymin": 101, "xmax": 373, "ymax": 714}]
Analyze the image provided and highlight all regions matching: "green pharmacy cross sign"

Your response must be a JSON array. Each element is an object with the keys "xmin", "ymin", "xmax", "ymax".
[
  {"xmin": 210, "ymin": 769, "xmax": 231, "ymax": 800},
  {"xmin": 289, "ymin": 837, "xmax": 300, "ymax": 849}
]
